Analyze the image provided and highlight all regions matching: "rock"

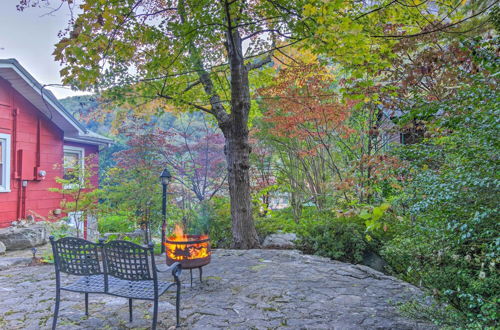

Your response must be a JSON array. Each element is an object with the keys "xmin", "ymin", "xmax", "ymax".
[
  {"xmin": 0, "ymin": 241, "xmax": 5, "ymax": 254},
  {"xmin": 262, "ymin": 233, "xmax": 297, "ymax": 249},
  {"xmin": 0, "ymin": 248, "xmax": 436, "ymax": 329},
  {"xmin": 362, "ymin": 250, "xmax": 388, "ymax": 273},
  {"xmin": 26, "ymin": 215, "xmax": 36, "ymax": 225},
  {"xmin": 0, "ymin": 257, "xmax": 31, "ymax": 270},
  {"xmin": 0, "ymin": 225, "xmax": 47, "ymax": 251},
  {"xmin": 126, "ymin": 229, "xmax": 147, "ymax": 239}
]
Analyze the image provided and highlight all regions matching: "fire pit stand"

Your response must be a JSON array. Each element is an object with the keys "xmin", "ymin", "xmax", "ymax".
[
  {"xmin": 189, "ymin": 267, "xmax": 204, "ymax": 287},
  {"xmin": 165, "ymin": 235, "xmax": 211, "ymax": 287}
]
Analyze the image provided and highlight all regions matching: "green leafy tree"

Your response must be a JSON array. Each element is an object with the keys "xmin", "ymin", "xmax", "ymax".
[
  {"xmin": 383, "ymin": 45, "xmax": 499, "ymax": 326},
  {"xmin": 18, "ymin": 0, "xmax": 494, "ymax": 248}
]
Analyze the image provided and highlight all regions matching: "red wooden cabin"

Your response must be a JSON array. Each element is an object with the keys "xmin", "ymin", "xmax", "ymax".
[{"xmin": 0, "ymin": 59, "xmax": 111, "ymax": 229}]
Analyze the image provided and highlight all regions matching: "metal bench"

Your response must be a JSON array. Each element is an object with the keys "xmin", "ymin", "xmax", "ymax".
[{"xmin": 49, "ymin": 236, "xmax": 181, "ymax": 330}]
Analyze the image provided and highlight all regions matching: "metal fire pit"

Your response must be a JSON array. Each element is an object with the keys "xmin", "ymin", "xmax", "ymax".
[{"xmin": 165, "ymin": 235, "xmax": 211, "ymax": 286}]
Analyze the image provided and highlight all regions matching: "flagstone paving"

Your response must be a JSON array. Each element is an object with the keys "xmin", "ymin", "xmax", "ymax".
[{"xmin": 0, "ymin": 249, "xmax": 433, "ymax": 329}]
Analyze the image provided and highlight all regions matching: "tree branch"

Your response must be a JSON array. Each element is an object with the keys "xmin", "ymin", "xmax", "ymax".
[
  {"xmin": 371, "ymin": 2, "xmax": 496, "ymax": 39},
  {"xmin": 246, "ymin": 55, "xmax": 272, "ymax": 70},
  {"xmin": 353, "ymin": 0, "xmax": 398, "ymax": 21},
  {"xmin": 157, "ymin": 93, "xmax": 215, "ymax": 115},
  {"xmin": 183, "ymin": 79, "xmax": 202, "ymax": 92}
]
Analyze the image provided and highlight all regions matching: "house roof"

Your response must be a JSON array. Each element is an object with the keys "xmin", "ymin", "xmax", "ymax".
[{"xmin": 0, "ymin": 59, "xmax": 112, "ymax": 146}]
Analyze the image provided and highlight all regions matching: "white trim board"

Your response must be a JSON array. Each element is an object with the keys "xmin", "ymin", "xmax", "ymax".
[{"xmin": 0, "ymin": 133, "xmax": 11, "ymax": 192}]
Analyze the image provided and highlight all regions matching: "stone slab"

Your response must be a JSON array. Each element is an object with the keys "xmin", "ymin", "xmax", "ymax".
[
  {"xmin": 0, "ymin": 249, "xmax": 435, "ymax": 329},
  {"xmin": 0, "ymin": 257, "xmax": 31, "ymax": 271}
]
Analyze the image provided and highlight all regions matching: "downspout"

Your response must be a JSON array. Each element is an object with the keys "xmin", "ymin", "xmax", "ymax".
[
  {"xmin": 12, "ymin": 108, "xmax": 18, "ymax": 178},
  {"xmin": 12, "ymin": 107, "xmax": 23, "ymax": 220},
  {"xmin": 36, "ymin": 118, "xmax": 41, "ymax": 167},
  {"xmin": 21, "ymin": 180, "xmax": 27, "ymax": 219}
]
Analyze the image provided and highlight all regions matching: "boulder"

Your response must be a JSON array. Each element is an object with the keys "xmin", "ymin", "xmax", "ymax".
[
  {"xmin": 0, "ymin": 257, "xmax": 31, "ymax": 271},
  {"xmin": 262, "ymin": 233, "xmax": 298, "ymax": 249},
  {"xmin": 0, "ymin": 225, "xmax": 47, "ymax": 251},
  {"xmin": 0, "ymin": 241, "xmax": 5, "ymax": 254},
  {"xmin": 361, "ymin": 250, "xmax": 388, "ymax": 273}
]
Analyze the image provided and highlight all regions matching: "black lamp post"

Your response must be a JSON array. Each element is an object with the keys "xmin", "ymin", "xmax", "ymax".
[{"xmin": 160, "ymin": 168, "xmax": 172, "ymax": 254}]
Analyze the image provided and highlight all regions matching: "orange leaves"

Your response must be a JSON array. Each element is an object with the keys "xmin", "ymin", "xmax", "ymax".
[{"xmin": 259, "ymin": 60, "xmax": 356, "ymax": 141}]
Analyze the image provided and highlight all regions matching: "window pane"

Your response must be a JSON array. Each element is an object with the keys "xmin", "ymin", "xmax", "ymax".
[
  {"xmin": 63, "ymin": 150, "xmax": 83, "ymax": 183},
  {"xmin": 64, "ymin": 152, "xmax": 80, "ymax": 169},
  {"xmin": 63, "ymin": 168, "xmax": 77, "ymax": 181}
]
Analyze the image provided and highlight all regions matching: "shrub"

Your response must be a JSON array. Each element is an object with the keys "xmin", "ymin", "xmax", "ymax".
[
  {"xmin": 255, "ymin": 207, "xmax": 301, "ymax": 239},
  {"xmin": 206, "ymin": 197, "xmax": 232, "ymax": 248},
  {"xmin": 384, "ymin": 79, "xmax": 500, "ymax": 327},
  {"xmin": 298, "ymin": 217, "xmax": 367, "ymax": 264},
  {"xmin": 98, "ymin": 214, "xmax": 135, "ymax": 233},
  {"xmin": 256, "ymin": 207, "xmax": 374, "ymax": 264}
]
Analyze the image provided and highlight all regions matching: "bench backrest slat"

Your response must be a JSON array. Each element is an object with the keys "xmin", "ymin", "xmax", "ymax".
[
  {"xmin": 102, "ymin": 240, "xmax": 153, "ymax": 281},
  {"xmin": 51, "ymin": 237, "xmax": 102, "ymax": 276}
]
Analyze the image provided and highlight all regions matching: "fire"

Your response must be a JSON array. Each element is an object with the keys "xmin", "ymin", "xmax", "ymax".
[{"xmin": 165, "ymin": 224, "xmax": 210, "ymax": 261}]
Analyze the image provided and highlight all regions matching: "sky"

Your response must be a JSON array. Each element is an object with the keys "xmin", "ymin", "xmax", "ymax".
[{"xmin": 0, "ymin": 0, "xmax": 86, "ymax": 99}]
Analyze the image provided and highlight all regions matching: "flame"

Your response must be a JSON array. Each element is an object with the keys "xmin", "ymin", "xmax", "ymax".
[
  {"xmin": 173, "ymin": 224, "xmax": 184, "ymax": 239},
  {"xmin": 165, "ymin": 224, "xmax": 210, "ymax": 261}
]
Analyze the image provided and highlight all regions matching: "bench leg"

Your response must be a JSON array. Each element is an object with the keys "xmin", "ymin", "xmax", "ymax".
[
  {"xmin": 85, "ymin": 293, "xmax": 89, "ymax": 316},
  {"xmin": 52, "ymin": 288, "xmax": 60, "ymax": 330},
  {"xmin": 152, "ymin": 299, "xmax": 158, "ymax": 330},
  {"xmin": 129, "ymin": 298, "xmax": 133, "ymax": 322}
]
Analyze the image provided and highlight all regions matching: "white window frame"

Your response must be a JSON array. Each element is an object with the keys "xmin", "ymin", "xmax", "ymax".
[
  {"xmin": 0, "ymin": 133, "xmax": 11, "ymax": 193},
  {"xmin": 63, "ymin": 145, "xmax": 85, "ymax": 188}
]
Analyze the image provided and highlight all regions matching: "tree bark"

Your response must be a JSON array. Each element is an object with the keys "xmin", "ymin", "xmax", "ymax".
[
  {"xmin": 222, "ymin": 24, "xmax": 260, "ymax": 249},
  {"xmin": 222, "ymin": 128, "xmax": 260, "ymax": 248}
]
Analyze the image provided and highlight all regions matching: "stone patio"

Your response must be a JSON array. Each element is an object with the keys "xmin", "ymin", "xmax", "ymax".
[{"xmin": 0, "ymin": 249, "xmax": 433, "ymax": 329}]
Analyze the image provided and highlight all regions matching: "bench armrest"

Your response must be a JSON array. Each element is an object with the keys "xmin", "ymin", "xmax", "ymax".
[{"xmin": 156, "ymin": 262, "xmax": 182, "ymax": 278}]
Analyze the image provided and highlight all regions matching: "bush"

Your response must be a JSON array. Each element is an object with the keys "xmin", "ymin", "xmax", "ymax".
[
  {"xmin": 256, "ymin": 207, "xmax": 375, "ymax": 264},
  {"xmin": 255, "ymin": 207, "xmax": 301, "ymax": 239},
  {"xmin": 206, "ymin": 197, "xmax": 232, "ymax": 248},
  {"xmin": 382, "ymin": 220, "xmax": 500, "ymax": 328},
  {"xmin": 298, "ymin": 217, "xmax": 368, "ymax": 263},
  {"xmin": 98, "ymin": 214, "xmax": 135, "ymax": 233},
  {"xmin": 384, "ymin": 79, "xmax": 500, "ymax": 327}
]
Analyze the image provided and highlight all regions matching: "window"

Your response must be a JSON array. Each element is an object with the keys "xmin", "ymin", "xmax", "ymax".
[
  {"xmin": 380, "ymin": 133, "xmax": 391, "ymax": 152},
  {"xmin": 63, "ymin": 146, "xmax": 84, "ymax": 185},
  {"xmin": 0, "ymin": 133, "xmax": 11, "ymax": 192}
]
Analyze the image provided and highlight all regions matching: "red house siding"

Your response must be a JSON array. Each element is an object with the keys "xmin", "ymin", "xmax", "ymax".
[{"xmin": 0, "ymin": 78, "xmax": 99, "ymax": 227}]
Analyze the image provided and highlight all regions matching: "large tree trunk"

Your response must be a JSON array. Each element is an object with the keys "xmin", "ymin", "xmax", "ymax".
[
  {"xmin": 223, "ymin": 129, "xmax": 260, "ymax": 248},
  {"xmin": 222, "ymin": 26, "xmax": 260, "ymax": 249}
]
